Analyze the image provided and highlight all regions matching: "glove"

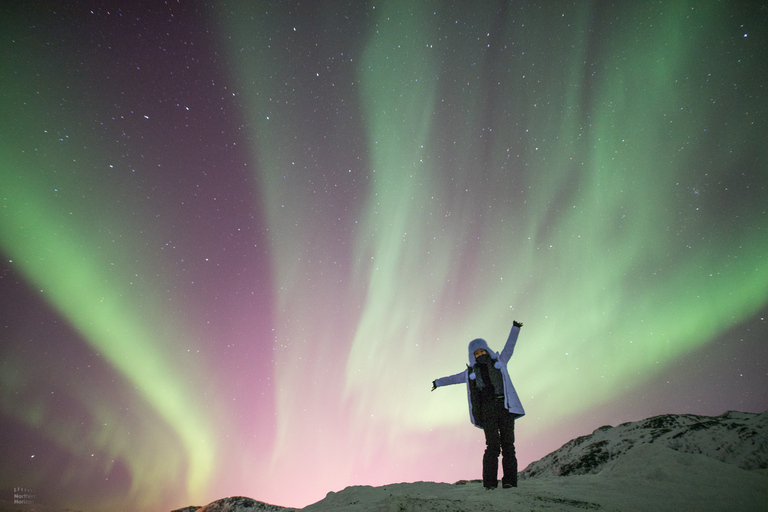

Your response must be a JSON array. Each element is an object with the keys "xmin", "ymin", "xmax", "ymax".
[
  {"xmin": 513, "ymin": 320, "xmax": 523, "ymax": 328},
  {"xmin": 431, "ymin": 380, "xmax": 437, "ymax": 391}
]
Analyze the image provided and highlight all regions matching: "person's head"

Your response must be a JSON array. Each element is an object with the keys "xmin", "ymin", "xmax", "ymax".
[{"xmin": 468, "ymin": 338, "xmax": 494, "ymax": 365}]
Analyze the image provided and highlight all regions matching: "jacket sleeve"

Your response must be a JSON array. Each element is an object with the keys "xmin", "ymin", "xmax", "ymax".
[
  {"xmin": 498, "ymin": 324, "xmax": 520, "ymax": 364},
  {"xmin": 434, "ymin": 369, "xmax": 468, "ymax": 388}
]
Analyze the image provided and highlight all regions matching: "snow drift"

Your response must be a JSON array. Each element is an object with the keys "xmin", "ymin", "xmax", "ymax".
[{"xmin": 174, "ymin": 410, "xmax": 767, "ymax": 511}]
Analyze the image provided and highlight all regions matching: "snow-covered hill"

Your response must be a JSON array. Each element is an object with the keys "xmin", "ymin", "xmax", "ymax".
[
  {"xmin": 520, "ymin": 410, "xmax": 768, "ymax": 479},
  {"xmin": 171, "ymin": 496, "xmax": 296, "ymax": 512},
  {"xmin": 170, "ymin": 410, "xmax": 768, "ymax": 512}
]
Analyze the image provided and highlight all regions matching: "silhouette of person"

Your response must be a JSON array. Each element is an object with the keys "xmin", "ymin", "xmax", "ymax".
[{"xmin": 432, "ymin": 321, "xmax": 525, "ymax": 489}]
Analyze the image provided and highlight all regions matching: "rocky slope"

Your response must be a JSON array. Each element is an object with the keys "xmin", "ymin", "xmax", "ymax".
[
  {"xmin": 520, "ymin": 410, "xmax": 768, "ymax": 479},
  {"xmin": 171, "ymin": 496, "xmax": 296, "ymax": 512},
  {"xmin": 172, "ymin": 410, "xmax": 768, "ymax": 512}
]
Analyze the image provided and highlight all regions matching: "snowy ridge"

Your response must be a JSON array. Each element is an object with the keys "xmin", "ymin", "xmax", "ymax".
[
  {"xmin": 169, "ymin": 411, "xmax": 768, "ymax": 512},
  {"xmin": 520, "ymin": 410, "xmax": 768, "ymax": 479},
  {"xmin": 171, "ymin": 496, "xmax": 296, "ymax": 512}
]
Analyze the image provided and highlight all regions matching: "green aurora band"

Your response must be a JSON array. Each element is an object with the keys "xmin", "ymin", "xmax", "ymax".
[
  {"xmin": 0, "ymin": 1, "xmax": 765, "ymax": 509},
  {"xmin": 0, "ymin": 52, "xmax": 217, "ymax": 509},
  {"xmin": 226, "ymin": 0, "xmax": 767, "ymax": 438}
]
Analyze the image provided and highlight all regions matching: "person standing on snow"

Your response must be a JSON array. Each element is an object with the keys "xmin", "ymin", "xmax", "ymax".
[{"xmin": 431, "ymin": 320, "xmax": 525, "ymax": 490}]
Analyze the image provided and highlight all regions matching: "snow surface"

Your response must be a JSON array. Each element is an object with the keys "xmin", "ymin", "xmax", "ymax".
[
  {"xmin": 10, "ymin": 411, "xmax": 761, "ymax": 512},
  {"xmin": 520, "ymin": 410, "xmax": 768, "ymax": 478},
  {"xmin": 182, "ymin": 496, "xmax": 292, "ymax": 512},
  {"xmin": 183, "ymin": 411, "xmax": 767, "ymax": 512}
]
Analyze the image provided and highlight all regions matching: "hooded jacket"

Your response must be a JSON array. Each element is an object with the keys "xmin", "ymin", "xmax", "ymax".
[{"xmin": 434, "ymin": 324, "xmax": 525, "ymax": 427}]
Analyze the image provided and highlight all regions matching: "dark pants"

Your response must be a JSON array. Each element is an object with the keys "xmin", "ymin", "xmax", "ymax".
[{"xmin": 482, "ymin": 397, "xmax": 517, "ymax": 488}]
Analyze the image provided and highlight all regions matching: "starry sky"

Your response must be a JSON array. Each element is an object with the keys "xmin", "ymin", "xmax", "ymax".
[{"xmin": 1, "ymin": 1, "xmax": 767, "ymax": 511}]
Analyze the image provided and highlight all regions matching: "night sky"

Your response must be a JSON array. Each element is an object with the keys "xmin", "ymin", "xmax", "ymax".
[{"xmin": 1, "ymin": 1, "xmax": 767, "ymax": 511}]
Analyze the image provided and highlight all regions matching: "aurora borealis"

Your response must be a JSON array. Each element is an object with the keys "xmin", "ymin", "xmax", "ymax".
[{"xmin": 1, "ymin": 1, "xmax": 766, "ymax": 510}]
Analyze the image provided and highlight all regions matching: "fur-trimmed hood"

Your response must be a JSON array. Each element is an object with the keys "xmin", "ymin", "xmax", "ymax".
[{"xmin": 468, "ymin": 338, "xmax": 498, "ymax": 365}]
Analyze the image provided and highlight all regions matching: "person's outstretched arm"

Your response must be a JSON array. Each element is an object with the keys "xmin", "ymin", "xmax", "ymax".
[{"xmin": 432, "ymin": 370, "xmax": 467, "ymax": 391}]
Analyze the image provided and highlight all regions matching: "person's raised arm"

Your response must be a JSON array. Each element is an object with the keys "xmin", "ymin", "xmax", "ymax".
[{"xmin": 499, "ymin": 320, "xmax": 523, "ymax": 363}]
